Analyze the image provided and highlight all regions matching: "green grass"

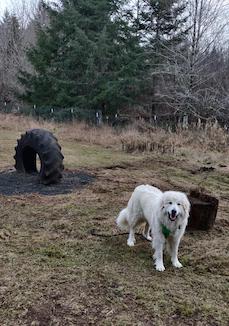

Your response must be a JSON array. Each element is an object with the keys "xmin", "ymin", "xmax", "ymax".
[{"xmin": 61, "ymin": 140, "xmax": 142, "ymax": 169}]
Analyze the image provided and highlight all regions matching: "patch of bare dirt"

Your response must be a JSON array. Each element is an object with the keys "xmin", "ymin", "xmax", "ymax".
[{"xmin": 0, "ymin": 169, "xmax": 95, "ymax": 196}]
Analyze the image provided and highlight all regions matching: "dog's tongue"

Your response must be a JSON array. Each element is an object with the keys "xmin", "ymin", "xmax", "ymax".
[{"xmin": 169, "ymin": 211, "xmax": 177, "ymax": 221}]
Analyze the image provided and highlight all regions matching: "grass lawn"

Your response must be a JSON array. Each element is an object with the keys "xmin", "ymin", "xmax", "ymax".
[{"xmin": 0, "ymin": 114, "xmax": 228, "ymax": 325}]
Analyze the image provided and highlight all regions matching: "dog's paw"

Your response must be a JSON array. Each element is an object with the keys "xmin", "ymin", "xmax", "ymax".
[
  {"xmin": 143, "ymin": 233, "xmax": 152, "ymax": 241},
  {"xmin": 173, "ymin": 260, "xmax": 183, "ymax": 268},
  {"xmin": 127, "ymin": 239, "xmax": 135, "ymax": 247},
  {"xmin": 155, "ymin": 263, "xmax": 165, "ymax": 272}
]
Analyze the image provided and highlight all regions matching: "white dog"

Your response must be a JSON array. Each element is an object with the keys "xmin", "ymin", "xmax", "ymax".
[{"xmin": 116, "ymin": 185, "xmax": 190, "ymax": 271}]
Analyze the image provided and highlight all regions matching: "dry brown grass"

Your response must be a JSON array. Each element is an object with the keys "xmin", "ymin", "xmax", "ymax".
[
  {"xmin": 1, "ymin": 113, "xmax": 228, "ymax": 154},
  {"xmin": 120, "ymin": 127, "xmax": 176, "ymax": 153},
  {"xmin": 60, "ymin": 120, "xmax": 229, "ymax": 154},
  {"xmin": 58, "ymin": 121, "xmax": 120, "ymax": 147},
  {"xmin": 0, "ymin": 113, "xmax": 228, "ymax": 325},
  {"xmin": 175, "ymin": 122, "xmax": 229, "ymax": 152},
  {"xmin": 0, "ymin": 113, "xmax": 55, "ymax": 132}
]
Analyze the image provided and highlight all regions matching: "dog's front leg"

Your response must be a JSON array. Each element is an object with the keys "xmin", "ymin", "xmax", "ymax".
[
  {"xmin": 127, "ymin": 227, "xmax": 136, "ymax": 247},
  {"xmin": 153, "ymin": 236, "xmax": 165, "ymax": 271},
  {"xmin": 170, "ymin": 236, "xmax": 183, "ymax": 268}
]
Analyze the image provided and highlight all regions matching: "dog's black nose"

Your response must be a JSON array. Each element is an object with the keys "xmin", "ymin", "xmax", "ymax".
[{"xmin": 171, "ymin": 209, "xmax": 177, "ymax": 217}]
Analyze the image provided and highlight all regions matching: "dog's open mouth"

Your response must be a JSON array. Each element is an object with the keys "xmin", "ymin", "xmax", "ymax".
[{"xmin": 168, "ymin": 211, "xmax": 177, "ymax": 221}]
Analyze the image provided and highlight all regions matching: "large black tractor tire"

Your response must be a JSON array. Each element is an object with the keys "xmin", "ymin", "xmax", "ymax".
[{"xmin": 14, "ymin": 129, "xmax": 64, "ymax": 185}]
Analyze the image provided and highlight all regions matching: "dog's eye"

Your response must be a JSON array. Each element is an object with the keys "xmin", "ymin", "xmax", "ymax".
[
  {"xmin": 177, "ymin": 203, "xmax": 181, "ymax": 206},
  {"xmin": 169, "ymin": 202, "xmax": 172, "ymax": 205}
]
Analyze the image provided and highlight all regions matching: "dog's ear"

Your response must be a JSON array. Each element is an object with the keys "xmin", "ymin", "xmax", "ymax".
[{"xmin": 182, "ymin": 194, "xmax": 191, "ymax": 218}]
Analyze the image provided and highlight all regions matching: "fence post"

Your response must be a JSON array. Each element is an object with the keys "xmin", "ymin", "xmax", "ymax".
[{"xmin": 182, "ymin": 115, "xmax": 188, "ymax": 129}]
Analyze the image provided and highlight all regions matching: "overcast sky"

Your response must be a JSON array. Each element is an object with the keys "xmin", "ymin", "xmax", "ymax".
[
  {"xmin": 1, "ymin": 0, "xmax": 229, "ymax": 14},
  {"xmin": 1, "ymin": 0, "xmax": 229, "ymax": 23},
  {"xmin": 0, "ymin": 0, "xmax": 40, "ymax": 16},
  {"xmin": 0, "ymin": 0, "xmax": 11, "ymax": 14}
]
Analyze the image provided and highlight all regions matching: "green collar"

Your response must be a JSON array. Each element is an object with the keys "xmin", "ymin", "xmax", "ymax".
[{"xmin": 161, "ymin": 223, "xmax": 171, "ymax": 238}]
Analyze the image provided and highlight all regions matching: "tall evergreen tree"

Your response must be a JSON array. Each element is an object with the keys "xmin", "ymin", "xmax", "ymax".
[
  {"xmin": 138, "ymin": 0, "xmax": 189, "ymax": 49},
  {"xmin": 19, "ymin": 0, "xmax": 148, "ymax": 112},
  {"xmin": 133, "ymin": 0, "xmax": 189, "ymax": 107}
]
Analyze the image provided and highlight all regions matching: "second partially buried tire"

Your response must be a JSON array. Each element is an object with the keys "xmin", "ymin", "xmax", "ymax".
[{"xmin": 14, "ymin": 129, "xmax": 64, "ymax": 185}]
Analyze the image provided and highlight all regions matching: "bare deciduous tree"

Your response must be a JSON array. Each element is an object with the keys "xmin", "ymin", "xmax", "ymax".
[
  {"xmin": 0, "ymin": 0, "xmax": 49, "ymax": 108},
  {"xmin": 149, "ymin": 0, "xmax": 229, "ymax": 124}
]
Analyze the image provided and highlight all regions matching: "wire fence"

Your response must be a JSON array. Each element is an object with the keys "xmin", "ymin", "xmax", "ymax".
[
  {"xmin": 0, "ymin": 103, "xmax": 100, "ymax": 123},
  {"xmin": 0, "ymin": 101, "xmax": 228, "ymax": 131}
]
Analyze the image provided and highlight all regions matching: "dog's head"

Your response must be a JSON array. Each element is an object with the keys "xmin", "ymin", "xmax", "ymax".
[{"xmin": 161, "ymin": 191, "xmax": 190, "ymax": 222}]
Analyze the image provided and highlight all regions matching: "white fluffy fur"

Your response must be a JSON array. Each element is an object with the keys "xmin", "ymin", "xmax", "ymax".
[{"xmin": 116, "ymin": 185, "xmax": 190, "ymax": 271}]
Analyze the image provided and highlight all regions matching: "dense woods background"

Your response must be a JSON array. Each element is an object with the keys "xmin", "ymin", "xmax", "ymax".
[{"xmin": 0, "ymin": 0, "xmax": 229, "ymax": 125}]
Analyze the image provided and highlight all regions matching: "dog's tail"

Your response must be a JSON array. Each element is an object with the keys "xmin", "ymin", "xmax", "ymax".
[{"xmin": 116, "ymin": 208, "xmax": 129, "ymax": 230}]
